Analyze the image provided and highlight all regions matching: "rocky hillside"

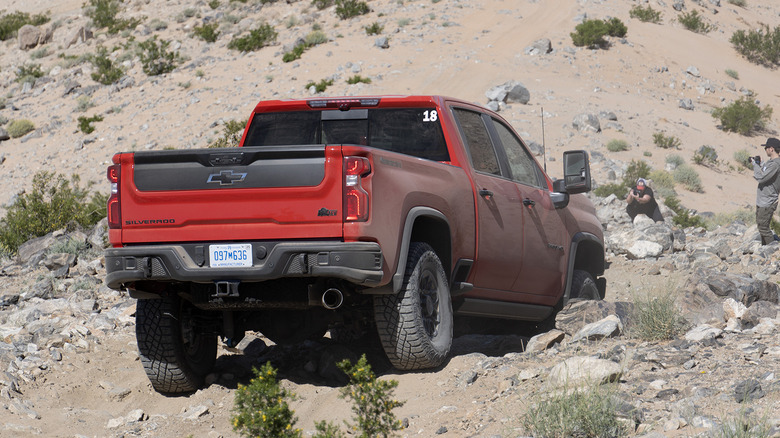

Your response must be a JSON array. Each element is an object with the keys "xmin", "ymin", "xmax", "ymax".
[{"xmin": 1, "ymin": 0, "xmax": 780, "ymax": 437}]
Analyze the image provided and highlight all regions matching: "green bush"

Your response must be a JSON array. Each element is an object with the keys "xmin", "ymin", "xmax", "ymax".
[
  {"xmin": 606, "ymin": 139, "xmax": 629, "ymax": 152},
  {"xmin": 6, "ymin": 119, "xmax": 35, "ymax": 138},
  {"xmin": 347, "ymin": 75, "xmax": 371, "ymax": 85},
  {"xmin": 193, "ymin": 22, "xmax": 220, "ymax": 42},
  {"xmin": 665, "ymin": 153, "xmax": 685, "ymax": 168},
  {"xmin": 629, "ymin": 5, "xmax": 662, "ymax": 24},
  {"xmin": 305, "ymin": 30, "xmax": 328, "ymax": 46},
  {"xmin": 622, "ymin": 159, "xmax": 652, "ymax": 188},
  {"xmin": 665, "ymin": 195, "xmax": 707, "ymax": 228},
  {"xmin": 648, "ymin": 169, "xmax": 677, "ymax": 199},
  {"xmin": 726, "ymin": 0, "xmax": 747, "ymax": 5},
  {"xmin": 0, "ymin": 172, "xmax": 107, "ymax": 254},
  {"xmin": 523, "ymin": 382, "xmax": 629, "ymax": 438},
  {"xmin": 337, "ymin": 355, "xmax": 405, "ymax": 437},
  {"xmin": 672, "ymin": 164, "xmax": 703, "ymax": 193},
  {"xmin": 711, "ymin": 96, "xmax": 773, "ymax": 135},
  {"xmin": 209, "ymin": 119, "xmax": 246, "ymax": 148},
  {"xmin": 730, "ymin": 25, "xmax": 780, "ymax": 67},
  {"xmin": 365, "ymin": 22, "xmax": 383, "ymax": 35},
  {"xmin": 15, "ymin": 64, "xmax": 44, "ymax": 84},
  {"xmin": 571, "ymin": 19, "xmax": 609, "ymax": 48},
  {"xmin": 78, "ymin": 115, "xmax": 104, "ymax": 134},
  {"xmin": 605, "ymin": 17, "xmax": 627, "ymax": 38},
  {"xmin": 306, "ymin": 78, "xmax": 333, "ymax": 93},
  {"xmin": 652, "ymin": 132, "xmax": 681, "ymax": 149},
  {"xmin": 312, "ymin": 0, "xmax": 334, "ymax": 10},
  {"xmin": 725, "ymin": 69, "xmax": 739, "ymax": 79},
  {"xmin": 84, "ymin": 0, "xmax": 141, "ymax": 34},
  {"xmin": 90, "ymin": 46, "xmax": 124, "ymax": 85},
  {"xmin": 138, "ymin": 36, "xmax": 181, "ymax": 76},
  {"xmin": 232, "ymin": 362, "xmax": 301, "ymax": 438},
  {"xmin": 209, "ymin": 0, "xmax": 221, "ymax": 9},
  {"xmin": 283, "ymin": 45, "xmax": 306, "ymax": 62},
  {"xmin": 693, "ymin": 145, "xmax": 718, "ymax": 166},
  {"xmin": 734, "ymin": 149, "xmax": 752, "ymax": 169},
  {"xmin": 228, "ymin": 23, "xmax": 278, "ymax": 51},
  {"xmin": 335, "ymin": 0, "xmax": 370, "ymax": 20},
  {"xmin": 593, "ymin": 183, "xmax": 627, "ymax": 198},
  {"xmin": 678, "ymin": 10, "xmax": 714, "ymax": 34},
  {"xmin": 283, "ymin": 31, "xmax": 327, "ymax": 62},
  {"xmin": 630, "ymin": 289, "xmax": 685, "ymax": 341},
  {"xmin": 0, "ymin": 10, "xmax": 50, "ymax": 41}
]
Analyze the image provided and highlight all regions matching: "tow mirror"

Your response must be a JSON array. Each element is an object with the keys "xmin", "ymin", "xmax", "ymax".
[{"xmin": 562, "ymin": 150, "xmax": 591, "ymax": 194}]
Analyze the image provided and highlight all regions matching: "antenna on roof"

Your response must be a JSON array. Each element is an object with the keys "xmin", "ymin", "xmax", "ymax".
[{"xmin": 541, "ymin": 107, "xmax": 547, "ymax": 173}]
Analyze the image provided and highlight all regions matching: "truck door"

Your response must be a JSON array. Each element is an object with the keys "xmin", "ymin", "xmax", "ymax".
[
  {"xmin": 488, "ymin": 118, "xmax": 567, "ymax": 300},
  {"xmin": 451, "ymin": 107, "xmax": 525, "ymax": 293}
]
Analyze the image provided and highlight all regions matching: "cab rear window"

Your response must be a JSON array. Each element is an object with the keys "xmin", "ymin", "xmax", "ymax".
[{"xmin": 244, "ymin": 108, "xmax": 449, "ymax": 161}]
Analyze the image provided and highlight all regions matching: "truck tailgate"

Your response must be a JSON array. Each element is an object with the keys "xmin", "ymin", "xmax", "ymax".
[{"xmin": 116, "ymin": 145, "xmax": 344, "ymax": 243}]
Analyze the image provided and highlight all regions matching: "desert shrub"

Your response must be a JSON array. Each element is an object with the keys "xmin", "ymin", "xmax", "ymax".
[
  {"xmin": 630, "ymin": 289, "xmax": 685, "ymax": 341},
  {"xmin": 283, "ymin": 44, "xmax": 306, "ymax": 62},
  {"xmin": 717, "ymin": 408, "xmax": 772, "ymax": 438},
  {"xmin": 312, "ymin": 0, "xmax": 334, "ymax": 10},
  {"xmin": 665, "ymin": 195, "xmax": 707, "ymax": 228},
  {"xmin": 709, "ymin": 207, "xmax": 754, "ymax": 229},
  {"xmin": 730, "ymin": 25, "xmax": 780, "ymax": 67},
  {"xmin": 693, "ymin": 145, "xmax": 718, "ymax": 166},
  {"xmin": 232, "ymin": 362, "xmax": 301, "ymax": 438},
  {"xmin": 76, "ymin": 95, "xmax": 94, "ymax": 112},
  {"xmin": 606, "ymin": 139, "xmax": 629, "ymax": 152},
  {"xmin": 84, "ymin": 0, "xmax": 141, "ymax": 34},
  {"xmin": 605, "ymin": 17, "xmax": 627, "ymax": 37},
  {"xmin": 193, "ymin": 22, "xmax": 220, "ymax": 42},
  {"xmin": 228, "ymin": 23, "xmax": 278, "ymax": 51},
  {"xmin": 734, "ymin": 149, "xmax": 752, "ymax": 169},
  {"xmin": 6, "ymin": 119, "xmax": 35, "ymax": 138},
  {"xmin": 571, "ymin": 19, "xmax": 609, "ymax": 48},
  {"xmin": 523, "ymin": 382, "xmax": 629, "ymax": 438},
  {"xmin": 711, "ymin": 96, "xmax": 773, "ymax": 135},
  {"xmin": 648, "ymin": 169, "xmax": 677, "ymax": 199},
  {"xmin": 347, "ymin": 75, "xmax": 371, "ymax": 84},
  {"xmin": 725, "ymin": 69, "xmax": 739, "ymax": 79},
  {"xmin": 365, "ymin": 22, "xmax": 383, "ymax": 35},
  {"xmin": 335, "ymin": 0, "xmax": 370, "ymax": 20},
  {"xmin": 148, "ymin": 18, "xmax": 168, "ymax": 31},
  {"xmin": 678, "ymin": 10, "xmax": 714, "ymax": 34},
  {"xmin": 78, "ymin": 115, "xmax": 104, "ymax": 134},
  {"xmin": 726, "ymin": 0, "xmax": 747, "ymax": 5},
  {"xmin": 209, "ymin": 0, "xmax": 221, "ymax": 8},
  {"xmin": 209, "ymin": 119, "xmax": 246, "ymax": 148},
  {"xmin": 15, "ymin": 64, "xmax": 44, "ymax": 84},
  {"xmin": 672, "ymin": 164, "xmax": 703, "ymax": 192},
  {"xmin": 305, "ymin": 30, "xmax": 328, "ymax": 46},
  {"xmin": 90, "ymin": 46, "xmax": 123, "ymax": 85},
  {"xmin": 593, "ymin": 183, "xmax": 626, "ymax": 198},
  {"xmin": 0, "ymin": 172, "xmax": 107, "ymax": 254},
  {"xmin": 336, "ymin": 355, "xmax": 405, "ymax": 437},
  {"xmin": 666, "ymin": 153, "xmax": 685, "ymax": 169},
  {"xmin": 629, "ymin": 5, "xmax": 662, "ymax": 23},
  {"xmin": 138, "ymin": 36, "xmax": 181, "ymax": 76},
  {"xmin": 653, "ymin": 132, "xmax": 681, "ymax": 149},
  {"xmin": 622, "ymin": 159, "xmax": 652, "ymax": 188},
  {"xmin": 0, "ymin": 10, "xmax": 50, "ymax": 41},
  {"xmin": 306, "ymin": 78, "xmax": 333, "ymax": 93},
  {"xmin": 30, "ymin": 47, "xmax": 50, "ymax": 59}
]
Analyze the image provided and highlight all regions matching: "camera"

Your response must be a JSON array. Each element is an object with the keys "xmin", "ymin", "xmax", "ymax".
[
  {"xmin": 632, "ymin": 189, "xmax": 640, "ymax": 196},
  {"xmin": 751, "ymin": 155, "xmax": 762, "ymax": 165}
]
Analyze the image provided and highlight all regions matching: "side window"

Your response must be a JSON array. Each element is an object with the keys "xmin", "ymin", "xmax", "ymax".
[
  {"xmin": 453, "ymin": 108, "xmax": 500, "ymax": 175},
  {"xmin": 492, "ymin": 119, "xmax": 542, "ymax": 187}
]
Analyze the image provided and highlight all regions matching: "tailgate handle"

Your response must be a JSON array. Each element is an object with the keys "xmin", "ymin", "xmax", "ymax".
[{"xmin": 209, "ymin": 152, "xmax": 245, "ymax": 166}]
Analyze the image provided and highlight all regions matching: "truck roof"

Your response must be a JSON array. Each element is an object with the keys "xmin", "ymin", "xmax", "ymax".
[{"xmin": 250, "ymin": 95, "xmax": 479, "ymax": 113}]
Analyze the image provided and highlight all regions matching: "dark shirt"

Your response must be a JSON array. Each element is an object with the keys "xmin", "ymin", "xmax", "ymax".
[{"xmin": 627, "ymin": 186, "xmax": 663, "ymax": 222}]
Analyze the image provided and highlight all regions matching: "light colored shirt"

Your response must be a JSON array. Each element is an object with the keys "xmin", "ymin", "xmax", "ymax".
[{"xmin": 754, "ymin": 157, "xmax": 780, "ymax": 207}]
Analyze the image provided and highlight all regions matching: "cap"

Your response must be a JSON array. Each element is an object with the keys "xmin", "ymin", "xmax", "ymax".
[
  {"xmin": 636, "ymin": 178, "xmax": 647, "ymax": 186},
  {"xmin": 761, "ymin": 137, "xmax": 780, "ymax": 150}
]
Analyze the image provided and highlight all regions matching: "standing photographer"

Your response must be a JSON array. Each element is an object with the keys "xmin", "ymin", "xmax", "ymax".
[
  {"xmin": 752, "ymin": 137, "xmax": 780, "ymax": 245},
  {"xmin": 626, "ymin": 178, "xmax": 663, "ymax": 222}
]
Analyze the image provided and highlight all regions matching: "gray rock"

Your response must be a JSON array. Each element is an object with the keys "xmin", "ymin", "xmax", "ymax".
[
  {"xmin": 571, "ymin": 315, "xmax": 623, "ymax": 342},
  {"xmin": 572, "ymin": 113, "xmax": 601, "ymax": 133},
  {"xmin": 525, "ymin": 329, "xmax": 565, "ymax": 353},
  {"xmin": 18, "ymin": 25, "xmax": 42, "ymax": 50},
  {"xmin": 375, "ymin": 37, "xmax": 389, "ymax": 49},
  {"xmin": 734, "ymin": 379, "xmax": 764, "ymax": 403},
  {"xmin": 684, "ymin": 324, "xmax": 723, "ymax": 342},
  {"xmin": 525, "ymin": 38, "xmax": 552, "ymax": 55},
  {"xmin": 546, "ymin": 356, "xmax": 622, "ymax": 388}
]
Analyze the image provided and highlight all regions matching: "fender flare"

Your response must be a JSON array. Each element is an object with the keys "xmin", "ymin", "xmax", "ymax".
[
  {"xmin": 562, "ymin": 231, "xmax": 605, "ymax": 304},
  {"xmin": 388, "ymin": 206, "xmax": 450, "ymax": 294}
]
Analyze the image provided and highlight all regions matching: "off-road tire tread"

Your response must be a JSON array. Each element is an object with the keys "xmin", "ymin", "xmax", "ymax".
[
  {"xmin": 374, "ymin": 242, "xmax": 452, "ymax": 370},
  {"xmin": 136, "ymin": 297, "xmax": 213, "ymax": 394},
  {"xmin": 570, "ymin": 269, "xmax": 600, "ymax": 301}
]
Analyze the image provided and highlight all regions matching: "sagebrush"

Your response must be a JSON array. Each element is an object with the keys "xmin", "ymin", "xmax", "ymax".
[{"xmin": 712, "ymin": 96, "xmax": 773, "ymax": 135}]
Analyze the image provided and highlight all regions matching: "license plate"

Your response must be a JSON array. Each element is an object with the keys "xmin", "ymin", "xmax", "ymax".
[{"xmin": 209, "ymin": 244, "xmax": 252, "ymax": 268}]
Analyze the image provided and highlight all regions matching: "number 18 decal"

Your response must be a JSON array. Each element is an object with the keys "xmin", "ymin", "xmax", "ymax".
[{"xmin": 423, "ymin": 110, "xmax": 438, "ymax": 122}]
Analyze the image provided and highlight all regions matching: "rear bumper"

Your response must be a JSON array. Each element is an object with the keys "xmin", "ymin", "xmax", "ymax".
[{"xmin": 104, "ymin": 241, "xmax": 384, "ymax": 290}]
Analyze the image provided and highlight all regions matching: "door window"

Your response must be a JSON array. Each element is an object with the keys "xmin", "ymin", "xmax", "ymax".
[
  {"xmin": 453, "ymin": 108, "xmax": 500, "ymax": 176},
  {"xmin": 491, "ymin": 119, "xmax": 542, "ymax": 188}
]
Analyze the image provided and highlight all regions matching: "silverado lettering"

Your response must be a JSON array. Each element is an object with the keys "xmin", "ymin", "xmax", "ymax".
[{"xmin": 104, "ymin": 95, "xmax": 606, "ymax": 394}]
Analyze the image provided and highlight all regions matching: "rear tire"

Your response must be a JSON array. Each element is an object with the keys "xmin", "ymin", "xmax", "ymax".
[
  {"xmin": 136, "ymin": 295, "xmax": 217, "ymax": 394},
  {"xmin": 374, "ymin": 242, "xmax": 453, "ymax": 370}
]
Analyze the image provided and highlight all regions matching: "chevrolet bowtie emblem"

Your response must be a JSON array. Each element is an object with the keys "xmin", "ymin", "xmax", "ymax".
[{"xmin": 207, "ymin": 170, "xmax": 247, "ymax": 185}]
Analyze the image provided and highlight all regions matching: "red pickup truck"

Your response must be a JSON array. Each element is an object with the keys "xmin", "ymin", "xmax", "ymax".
[{"xmin": 104, "ymin": 95, "xmax": 605, "ymax": 393}]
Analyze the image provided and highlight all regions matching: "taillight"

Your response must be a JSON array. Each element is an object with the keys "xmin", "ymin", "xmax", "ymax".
[
  {"xmin": 344, "ymin": 156, "xmax": 371, "ymax": 222},
  {"xmin": 107, "ymin": 164, "xmax": 121, "ymax": 229}
]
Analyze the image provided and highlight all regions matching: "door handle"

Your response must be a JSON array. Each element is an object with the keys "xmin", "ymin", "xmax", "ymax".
[
  {"xmin": 523, "ymin": 198, "xmax": 535, "ymax": 207},
  {"xmin": 479, "ymin": 189, "xmax": 493, "ymax": 199}
]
